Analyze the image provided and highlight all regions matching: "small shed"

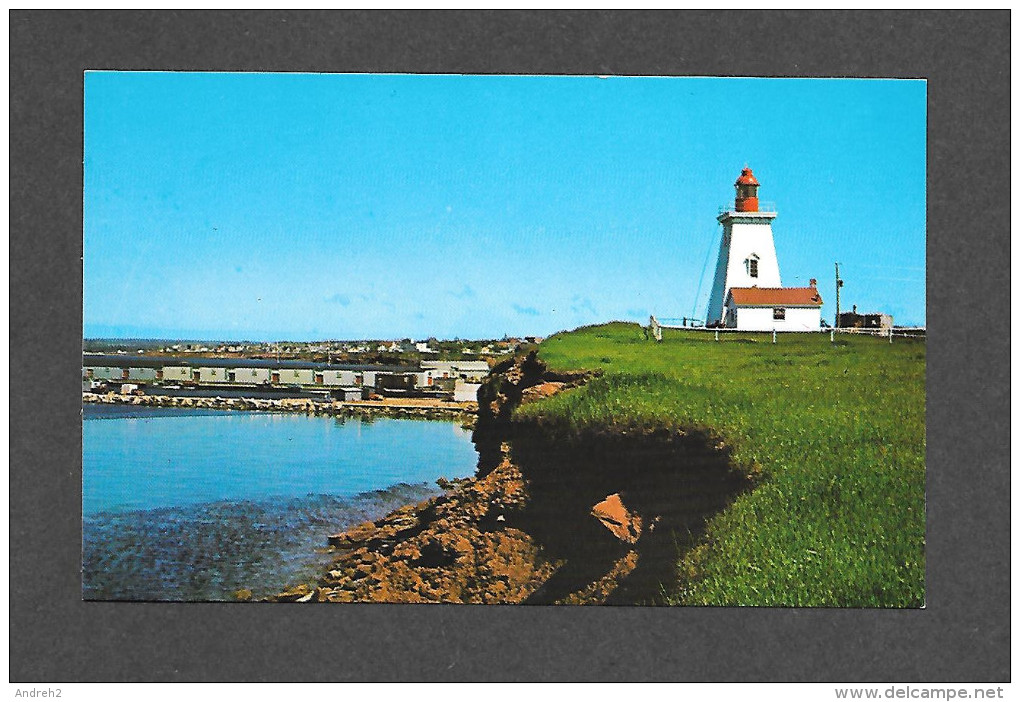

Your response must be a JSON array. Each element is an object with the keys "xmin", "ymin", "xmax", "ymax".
[
  {"xmin": 375, "ymin": 372, "xmax": 417, "ymax": 391},
  {"xmin": 838, "ymin": 307, "xmax": 893, "ymax": 331},
  {"xmin": 453, "ymin": 380, "xmax": 481, "ymax": 403},
  {"xmin": 335, "ymin": 387, "xmax": 363, "ymax": 401},
  {"xmin": 452, "ymin": 361, "xmax": 491, "ymax": 381},
  {"xmin": 421, "ymin": 360, "xmax": 490, "ymax": 381}
]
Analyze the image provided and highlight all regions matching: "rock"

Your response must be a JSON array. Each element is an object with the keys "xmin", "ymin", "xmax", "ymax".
[
  {"xmin": 520, "ymin": 381, "xmax": 565, "ymax": 404},
  {"xmin": 328, "ymin": 520, "xmax": 378, "ymax": 547},
  {"xmin": 232, "ymin": 588, "xmax": 253, "ymax": 602},
  {"xmin": 591, "ymin": 493, "xmax": 643, "ymax": 544},
  {"xmin": 275, "ymin": 584, "xmax": 313, "ymax": 602}
]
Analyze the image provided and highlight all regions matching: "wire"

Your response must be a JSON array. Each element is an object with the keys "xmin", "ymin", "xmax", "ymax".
[{"xmin": 691, "ymin": 226, "xmax": 719, "ymax": 319}]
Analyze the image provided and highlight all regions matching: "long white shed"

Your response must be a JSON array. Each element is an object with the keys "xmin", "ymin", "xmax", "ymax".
[
  {"xmin": 275, "ymin": 368, "xmax": 315, "ymax": 385},
  {"xmin": 318, "ymin": 370, "xmax": 358, "ymax": 387},
  {"xmin": 195, "ymin": 367, "xmax": 230, "ymax": 384},
  {"xmin": 230, "ymin": 367, "xmax": 272, "ymax": 384},
  {"xmin": 162, "ymin": 366, "xmax": 192, "ymax": 382}
]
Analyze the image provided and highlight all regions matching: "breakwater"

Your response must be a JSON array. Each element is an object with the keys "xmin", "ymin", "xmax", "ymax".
[{"xmin": 83, "ymin": 392, "xmax": 476, "ymax": 424}]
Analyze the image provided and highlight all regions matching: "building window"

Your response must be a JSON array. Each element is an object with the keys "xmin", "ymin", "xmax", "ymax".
[
  {"xmin": 748, "ymin": 258, "xmax": 759, "ymax": 278},
  {"xmin": 773, "ymin": 308, "xmax": 786, "ymax": 320}
]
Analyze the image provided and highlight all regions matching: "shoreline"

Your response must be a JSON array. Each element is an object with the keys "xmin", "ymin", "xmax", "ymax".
[
  {"xmin": 270, "ymin": 351, "xmax": 737, "ymax": 605},
  {"xmin": 82, "ymin": 392, "xmax": 477, "ymax": 424}
]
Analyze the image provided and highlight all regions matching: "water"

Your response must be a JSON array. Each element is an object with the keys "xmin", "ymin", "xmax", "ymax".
[{"xmin": 82, "ymin": 404, "xmax": 478, "ymax": 601}]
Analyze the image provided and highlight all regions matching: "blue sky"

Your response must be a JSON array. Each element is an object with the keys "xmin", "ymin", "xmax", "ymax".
[{"xmin": 84, "ymin": 73, "xmax": 926, "ymax": 340}]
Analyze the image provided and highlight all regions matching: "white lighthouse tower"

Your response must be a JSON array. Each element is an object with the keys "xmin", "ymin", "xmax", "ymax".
[{"xmin": 705, "ymin": 167, "xmax": 782, "ymax": 326}]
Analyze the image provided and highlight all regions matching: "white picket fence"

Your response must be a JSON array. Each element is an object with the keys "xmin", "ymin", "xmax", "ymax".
[
  {"xmin": 648, "ymin": 316, "xmax": 925, "ymax": 344},
  {"xmin": 834, "ymin": 326, "xmax": 926, "ymax": 340}
]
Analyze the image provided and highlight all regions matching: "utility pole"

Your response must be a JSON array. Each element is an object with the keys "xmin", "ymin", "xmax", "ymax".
[{"xmin": 835, "ymin": 262, "xmax": 844, "ymax": 328}]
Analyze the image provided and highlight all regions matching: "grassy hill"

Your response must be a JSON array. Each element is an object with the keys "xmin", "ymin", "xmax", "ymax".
[{"xmin": 514, "ymin": 322, "xmax": 925, "ymax": 607}]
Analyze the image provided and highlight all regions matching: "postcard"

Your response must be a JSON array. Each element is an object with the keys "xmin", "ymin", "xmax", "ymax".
[{"xmin": 83, "ymin": 73, "xmax": 926, "ymax": 605}]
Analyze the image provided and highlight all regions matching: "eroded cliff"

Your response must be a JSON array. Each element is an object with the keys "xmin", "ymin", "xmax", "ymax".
[{"xmin": 274, "ymin": 351, "xmax": 753, "ymax": 604}]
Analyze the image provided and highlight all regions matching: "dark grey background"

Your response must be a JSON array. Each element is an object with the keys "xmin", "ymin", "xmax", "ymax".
[{"xmin": 10, "ymin": 11, "xmax": 1009, "ymax": 682}]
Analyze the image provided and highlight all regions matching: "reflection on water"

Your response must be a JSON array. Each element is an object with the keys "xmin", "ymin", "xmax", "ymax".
[
  {"xmin": 82, "ymin": 405, "xmax": 478, "ymax": 600},
  {"xmin": 83, "ymin": 405, "xmax": 476, "ymax": 514}
]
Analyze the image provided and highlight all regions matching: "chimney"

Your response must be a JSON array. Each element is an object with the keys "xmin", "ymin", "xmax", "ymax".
[{"xmin": 809, "ymin": 278, "xmax": 817, "ymax": 288}]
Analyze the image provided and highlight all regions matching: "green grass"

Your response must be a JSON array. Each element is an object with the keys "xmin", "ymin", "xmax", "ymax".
[{"xmin": 515, "ymin": 322, "xmax": 925, "ymax": 607}]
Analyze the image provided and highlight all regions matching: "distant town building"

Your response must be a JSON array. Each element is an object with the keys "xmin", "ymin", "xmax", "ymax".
[{"xmin": 706, "ymin": 167, "xmax": 822, "ymax": 331}]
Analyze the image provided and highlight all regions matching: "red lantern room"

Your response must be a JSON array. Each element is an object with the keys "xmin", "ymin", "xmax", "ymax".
[{"xmin": 734, "ymin": 167, "xmax": 760, "ymax": 212}]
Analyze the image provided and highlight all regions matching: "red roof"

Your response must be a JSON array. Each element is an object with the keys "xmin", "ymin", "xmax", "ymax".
[
  {"xmin": 728, "ymin": 287, "xmax": 823, "ymax": 307},
  {"xmin": 735, "ymin": 167, "xmax": 759, "ymax": 186}
]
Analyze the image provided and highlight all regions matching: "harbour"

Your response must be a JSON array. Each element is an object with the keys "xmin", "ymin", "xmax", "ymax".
[{"xmin": 82, "ymin": 404, "xmax": 479, "ymax": 600}]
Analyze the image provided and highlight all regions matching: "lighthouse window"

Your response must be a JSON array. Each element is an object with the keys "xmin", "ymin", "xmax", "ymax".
[
  {"xmin": 773, "ymin": 308, "xmax": 786, "ymax": 320},
  {"xmin": 748, "ymin": 258, "xmax": 759, "ymax": 278}
]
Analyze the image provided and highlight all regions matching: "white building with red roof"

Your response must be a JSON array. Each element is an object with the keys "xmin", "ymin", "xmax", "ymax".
[
  {"xmin": 724, "ymin": 284, "xmax": 823, "ymax": 331},
  {"xmin": 705, "ymin": 167, "xmax": 823, "ymax": 331}
]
